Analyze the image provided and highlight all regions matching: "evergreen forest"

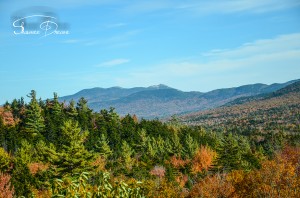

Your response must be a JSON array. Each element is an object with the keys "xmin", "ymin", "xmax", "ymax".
[{"xmin": 0, "ymin": 90, "xmax": 299, "ymax": 197}]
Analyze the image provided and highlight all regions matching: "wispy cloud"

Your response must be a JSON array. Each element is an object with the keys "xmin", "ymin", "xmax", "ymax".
[
  {"xmin": 119, "ymin": 0, "xmax": 300, "ymax": 16},
  {"xmin": 8, "ymin": 0, "xmax": 299, "ymax": 15},
  {"xmin": 95, "ymin": 59, "xmax": 130, "ymax": 67},
  {"xmin": 106, "ymin": 23, "xmax": 127, "ymax": 29},
  {"xmin": 115, "ymin": 33, "xmax": 300, "ymax": 90},
  {"xmin": 84, "ymin": 29, "xmax": 141, "ymax": 47},
  {"xmin": 176, "ymin": 0, "xmax": 300, "ymax": 14},
  {"xmin": 5, "ymin": 0, "xmax": 120, "ymax": 10},
  {"xmin": 202, "ymin": 33, "xmax": 300, "ymax": 59}
]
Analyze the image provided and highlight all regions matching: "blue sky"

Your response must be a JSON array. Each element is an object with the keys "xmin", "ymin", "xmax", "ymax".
[{"xmin": 1, "ymin": 0, "xmax": 300, "ymax": 103}]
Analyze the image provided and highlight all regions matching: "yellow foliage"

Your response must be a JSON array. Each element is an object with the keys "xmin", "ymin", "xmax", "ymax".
[
  {"xmin": 190, "ymin": 146, "xmax": 300, "ymax": 198},
  {"xmin": 228, "ymin": 146, "xmax": 300, "ymax": 198},
  {"xmin": 91, "ymin": 155, "xmax": 106, "ymax": 172},
  {"xmin": 143, "ymin": 179, "xmax": 183, "ymax": 198}
]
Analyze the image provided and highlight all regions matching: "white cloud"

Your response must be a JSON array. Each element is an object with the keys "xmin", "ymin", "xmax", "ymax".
[
  {"xmin": 95, "ymin": 59, "xmax": 130, "ymax": 67},
  {"xmin": 115, "ymin": 33, "xmax": 300, "ymax": 91}
]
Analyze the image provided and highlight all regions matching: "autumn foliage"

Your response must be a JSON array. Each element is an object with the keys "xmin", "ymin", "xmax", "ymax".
[
  {"xmin": 1, "ymin": 91, "xmax": 300, "ymax": 197},
  {"xmin": 229, "ymin": 146, "xmax": 300, "ymax": 198},
  {"xmin": 0, "ymin": 173, "xmax": 14, "ymax": 198},
  {"xmin": 0, "ymin": 108, "xmax": 15, "ymax": 126},
  {"xmin": 189, "ymin": 173, "xmax": 235, "ymax": 198},
  {"xmin": 190, "ymin": 146, "xmax": 300, "ymax": 198},
  {"xmin": 150, "ymin": 165, "xmax": 166, "ymax": 179},
  {"xmin": 170, "ymin": 155, "xmax": 189, "ymax": 169},
  {"xmin": 28, "ymin": 162, "xmax": 49, "ymax": 175},
  {"xmin": 191, "ymin": 146, "xmax": 217, "ymax": 174}
]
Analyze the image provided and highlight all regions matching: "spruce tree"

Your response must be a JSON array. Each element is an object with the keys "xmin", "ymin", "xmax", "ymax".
[
  {"xmin": 121, "ymin": 114, "xmax": 138, "ymax": 145},
  {"xmin": 95, "ymin": 134, "xmax": 112, "ymax": 158},
  {"xmin": 44, "ymin": 93, "xmax": 64, "ymax": 145},
  {"xmin": 23, "ymin": 90, "xmax": 45, "ymax": 142},
  {"xmin": 45, "ymin": 120, "xmax": 94, "ymax": 177},
  {"xmin": 76, "ymin": 97, "xmax": 92, "ymax": 130},
  {"xmin": 65, "ymin": 100, "xmax": 78, "ymax": 120},
  {"xmin": 121, "ymin": 140, "xmax": 134, "ymax": 170},
  {"xmin": 215, "ymin": 133, "xmax": 241, "ymax": 172},
  {"xmin": 183, "ymin": 134, "xmax": 198, "ymax": 158}
]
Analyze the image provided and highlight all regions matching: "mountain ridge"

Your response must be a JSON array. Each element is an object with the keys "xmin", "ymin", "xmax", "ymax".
[
  {"xmin": 179, "ymin": 80, "xmax": 300, "ymax": 134},
  {"xmin": 59, "ymin": 79, "xmax": 299, "ymax": 118}
]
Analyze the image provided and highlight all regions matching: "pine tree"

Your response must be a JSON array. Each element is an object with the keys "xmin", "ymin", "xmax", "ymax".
[
  {"xmin": 136, "ymin": 129, "xmax": 148, "ymax": 153},
  {"xmin": 146, "ymin": 138, "xmax": 157, "ymax": 159},
  {"xmin": 45, "ymin": 120, "xmax": 94, "ymax": 177},
  {"xmin": 44, "ymin": 93, "xmax": 64, "ymax": 145},
  {"xmin": 156, "ymin": 136, "xmax": 166, "ymax": 157},
  {"xmin": 98, "ymin": 108, "xmax": 121, "ymax": 152},
  {"xmin": 183, "ymin": 134, "xmax": 198, "ymax": 158},
  {"xmin": 23, "ymin": 90, "xmax": 45, "ymax": 142},
  {"xmin": 76, "ymin": 97, "xmax": 92, "ymax": 130},
  {"xmin": 215, "ymin": 133, "xmax": 241, "ymax": 172},
  {"xmin": 121, "ymin": 140, "xmax": 134, "ymax": 170},
  {"xmin": 15, "ymin": 140, "xmax": 35, "ymax": 164},
  {"xmin": 121, "ymin": 114, "xmax": 138, "ymax": 145},
  {"xmin": 170, "ymin": 133, "xmax": 183, "ymax": 156},
  {"xmin": 95, "ymin": 134, "xmax": 112, "ymax": 158},
  {"xmin": 65, "ymin": 100, "xmax": 78, "ymax": 119}
]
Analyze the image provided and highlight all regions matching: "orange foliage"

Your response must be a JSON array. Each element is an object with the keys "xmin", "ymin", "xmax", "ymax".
[
  {"xmin": 191, "ymin": 146, "xmax": 217, "ymax": 174},
  {"xmin": 170, "ymin": 156, "xmax": 189, "ymax": 169},
  {"xmin": 0, "ymin": 173, "xmax": 14, "ymax": 198},
  {"xmin": 189, "ymin": 147, "xmax": 300, "ymax": 198},
  {"xmin": 175, "ymin": 173, "xmax": 188, "ymax": 188},
  {"xmin": 280, "ymin": 146, "xmax": 300, "ymax": 173},
  {"xmin": 189, "ymin": 174, "xmax": 235, "ymax": 198},
  {"xmin": 228, "ymin": 146, "xmax": 300, "ymax": 198},
  {"xmin": 28, "ymin": 163, "xmax": 49, "ymax": 175}
]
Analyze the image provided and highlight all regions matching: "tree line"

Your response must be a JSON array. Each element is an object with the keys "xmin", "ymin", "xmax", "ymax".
[{"xmin": 0, "ymin": 90, "xmax": 299, "ymax": 197}]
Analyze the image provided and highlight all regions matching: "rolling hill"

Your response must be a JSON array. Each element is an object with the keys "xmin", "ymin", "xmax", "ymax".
[
  {"xmin": 180, "ymin": 81, "xmax": 300, "ymax": 134},
  {"xmin": 59, "ymin": 80, "xmax": 298, "ymax": 119}
]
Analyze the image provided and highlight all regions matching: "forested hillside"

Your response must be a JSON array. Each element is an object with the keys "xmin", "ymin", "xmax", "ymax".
[
  {"xmin": 58, "ymin": 80, "xmax": 298, "ymax": 118},
  {"xmin": 0, "ymin": 90, "xmax": 299, "ymax": 197},
  {"xmin": 181, "ymin": 81, "xmax": 300, "ymax": 136}
]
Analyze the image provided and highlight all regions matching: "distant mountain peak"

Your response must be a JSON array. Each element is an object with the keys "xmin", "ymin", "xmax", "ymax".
[
  {"xmin": 59, "ymin": 79, "xmax": 298, "ymax": 119},
  {"xmin": 109, "ymin": 86, "xmax": 124, "ymax": 89},
  {"xmin": 148, "ymin": 84, "xmax": 171, "ymax": 89}
]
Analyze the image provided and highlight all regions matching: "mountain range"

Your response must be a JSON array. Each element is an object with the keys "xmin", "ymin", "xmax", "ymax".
[
  {"xmin": 179, "ymin": 80, "xmax": 300, "ymax": 133},
  {"xmin": 59, "ymin": 79, "xmax": 299, "ymax": 119}
]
